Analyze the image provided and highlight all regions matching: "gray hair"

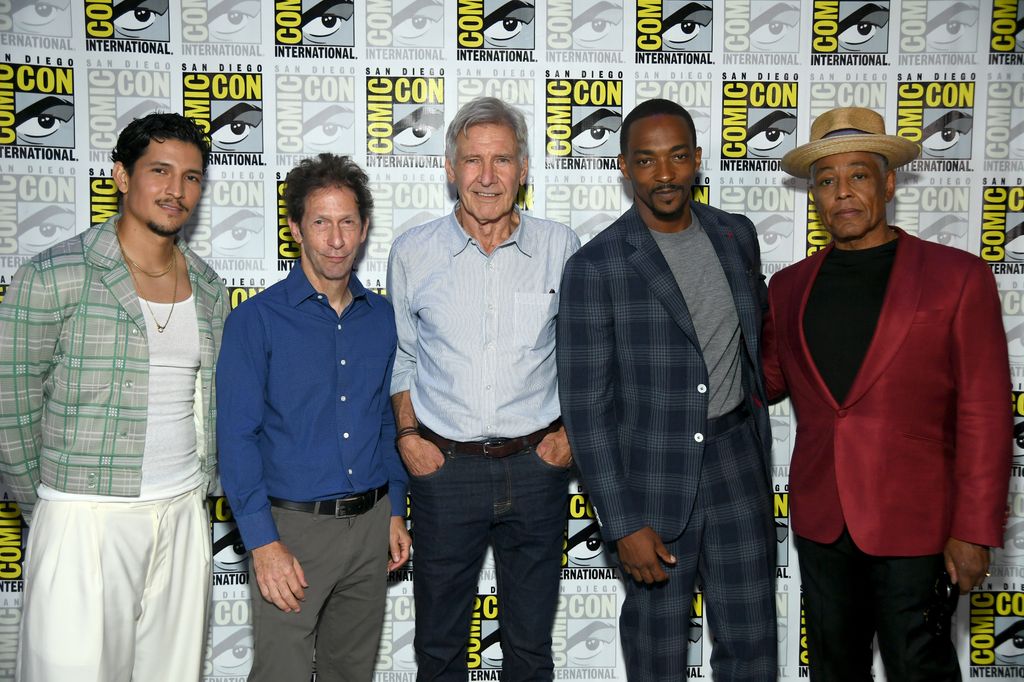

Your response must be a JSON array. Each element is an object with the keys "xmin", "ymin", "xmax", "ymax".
[{"xmin": 445, "ymin": 97, "xmax": 528, "ymax": 165}]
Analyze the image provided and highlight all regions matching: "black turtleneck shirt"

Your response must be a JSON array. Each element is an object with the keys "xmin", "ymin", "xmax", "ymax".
[{"xmin": 802, "ymin": 237, "xmax": 898, "ymax": 404}]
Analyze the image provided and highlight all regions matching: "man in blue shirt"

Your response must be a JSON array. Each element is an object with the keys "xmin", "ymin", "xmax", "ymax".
[
  {"xmin": 388, "ymin": 97, "xmax": 580, "ymax": 680},
  {"xmin": 217, "ymin": 153, "xmax": 411, "ymax": 681}
]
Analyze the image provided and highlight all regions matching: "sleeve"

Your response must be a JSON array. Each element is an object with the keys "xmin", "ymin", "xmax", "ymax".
[
  {"xmin": 0, "ymin": 261, "xmax": 62, "ymax": 520},
  {"xmin": 557, "ymin": 254, "xmax": 644, "ymax": 543},
  {"xmin": 387, "ymin": 241, "xmax": 417, "ymax": 396},
  {"xmin": 381, "ymin": 337, "xmax": 408, "ymax": 516},
  {"xmin": 948, "ymin": 259, "xmax": 1013, "ymax": 547},
  {"xmin": 761, "ymin": 282, "xmax": 789, "ymax": 403},
  {"xmin": 216, "ymin": 303, "xmax": 278, "ymax": 551}
]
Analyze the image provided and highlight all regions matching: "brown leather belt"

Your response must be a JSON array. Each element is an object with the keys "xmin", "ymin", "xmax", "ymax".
[
  {"xmin": 269, "ymin": 484, "xmax": 388, "ymax": 518},
  {"xmin": 418, "ymin": 420, "xmax": 562, "ymax": 459}
]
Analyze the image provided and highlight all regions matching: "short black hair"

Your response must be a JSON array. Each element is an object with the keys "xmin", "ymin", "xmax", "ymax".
[
  {"xmin": 111, "ymin": 112, "xmax": 211, "ymax": 174},
  {"xmin": 620, "ymin": 99, "xmax": 698, "ymax": 157},
  {"xmin": 283, "ymin": 153, "xmax": 374, "ymax": 226}
]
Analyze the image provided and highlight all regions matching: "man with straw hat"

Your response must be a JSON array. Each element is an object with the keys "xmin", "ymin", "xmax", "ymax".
[{"xmin": 763, "ymin": 106, "xmax": 1012, "ymax": 679}]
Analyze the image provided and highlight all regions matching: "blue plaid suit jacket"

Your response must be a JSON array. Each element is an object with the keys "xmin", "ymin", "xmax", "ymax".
[{"xmin": 557, "ymin": 202, "xmax": 771, "ymax": 543}]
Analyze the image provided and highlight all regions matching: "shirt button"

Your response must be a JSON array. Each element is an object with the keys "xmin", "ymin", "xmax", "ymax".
[
  {"xmin": 337, "ymin": 324, "xmax": 342, "ymax": 330},
  {"xmin": 837, "ymin": 409, "xmax": 848, "ymax": 417},
  {"xmin": 340, "ymin": 359, "xmax": 346, "ymax": 366},
  {"xmin": 131, "ymin": 328, "xmax": 138, "ymax": 335},
  {"xmin": 485, "ymin": 385, "xmax": 492, "ymax": 391},
  {"xmin": 694, "ymin": 433, "xmax": 704, "ymax": 443},
  {"xmin": 124, "ymin": 380, "xmax": 133, "ymax": 388},
  {"xmin": 347, "ymin": 469, "xmax": 353, "ymax": 475},
  {"xmin": 697, "ymin": 384, "xmax": 707, "ymax": 394},
  {"xmin": 317, "ymin": 295, "xmax": 323, "ymax": 300},
  {"xmin": 343, "ymin": 432, "xmax": 350, "ymax": 439},
  {"xmin": 340, "ymin": 395, "xmax": 347, "ymax": 402}
]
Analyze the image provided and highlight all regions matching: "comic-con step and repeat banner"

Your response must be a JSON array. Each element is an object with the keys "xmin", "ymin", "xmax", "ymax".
[{"xmin": 0, "ymin": 1, "xmax": 1022, "ymax": 680}]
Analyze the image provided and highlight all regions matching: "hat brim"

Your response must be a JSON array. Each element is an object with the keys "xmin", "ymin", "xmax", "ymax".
[{"xmin": 780, "ymin": 134, "xmax": 920, "ymax": 178}]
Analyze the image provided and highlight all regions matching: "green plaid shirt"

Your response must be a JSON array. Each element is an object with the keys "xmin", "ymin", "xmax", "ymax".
[{"xmin": 0, "ymin": 215, "xmax": 228, "ymax": 518}]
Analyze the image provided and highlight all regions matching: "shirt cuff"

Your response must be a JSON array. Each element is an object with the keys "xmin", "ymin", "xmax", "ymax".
[
  {"xmin": 388, "ymin": 483, "xmax": 408, "ymax": 518},
  {"xmin": 234, "ymin": 507, "xmax": 280, "ymax": 551}
]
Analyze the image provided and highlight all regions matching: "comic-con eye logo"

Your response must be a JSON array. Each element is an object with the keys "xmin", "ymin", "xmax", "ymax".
[
  {"xmin": 183, "ymin": 72, "xmax": 264, "ymax": 162},
  {"xmin": 547, "ymin": 0, "xmax": 624, "ymax": 51},
  {"xmin": 207, "ymin": 596, "xmax": 254, "ymax": 676},
  {"xmin": 556, "ymin": 594, "xmax": 618, "ymax": 668},
  {"xmin": 811, "ymin": 0, "xmax": 890, "ymax": 53},
  {"xmin": 0, "ymin": 63, "xmax": 77, "ymax": 162},
  {"xmin": 209, "ymin": 497, "xmax": 249, "ymax": 573},
  {"xmin": 986, "ymin": 80, "xmax": 1024, "ymax": 161},
  {"xmin": 276, "ymin": 74, "xmax": 355, "ymax": 158},
  {"xmin": 970, "ymin": 592, "xmax": 1024, "ymax": 666},
  {"xmin": 900, "ymin": 0, "xmax": 980, "ymax": 53},
  {"xmin": 182, "ymin": 0, "xmax": 262, "ymax": 45},
  {"xmin": 979, "ymin": 186, "xmax": 1024, "ymax": 263},
  {"xmin": 468, "ymin": 594, "xmax": 503, "ymax": 670},
  {"xmin": 723, "ymin": 0, "xmax": 801, "ymax": 53},
  {"xmin": 379, "ymin": 595, "xmax": 417, "ymax": 671},
  {"xmin": 636, "ymin": 0, "xmax": 714, "ymax": 53},
  {"xmin": 989, "ymin": 0, "xmax": 1024, "ymax": 58},
  {"xmin": 720, "ymin": 184, "xmax": 795, "ymax": 270},
  {"xmin": 84, "ymin": 0, "xmax": 171, "ymax": 48},
  {"xmin": 276, "ymin": 0, "xmax": 354, "ymax": 47},
  {"xmin": 366, "ymin": 75, "xmax": 446, "ymax": 168},
  {"xmin": 0, "ymin": 0, "xmax": 73, "ymax": 37},
  {"xmin": 545, "ymin": 77, "xmax": 623, "ymax": 170},
  {"xmin": 457, "ymin": 0, "xmax": 536, "ymax": 52},
  {"xmin": 87, "ymin": 68, "xmax": 171, "ymax": 162},
  {"xmin": 0, "ymin": 172, "xmax": 75, "ymax": 257},
  {"xmin": 368, "ymin": 0, "xmax": 445, "ymax": 48},
  {"xmin": 893, "ymin": 185, "xmax": 970, "ymax": 250},
  {"xmin": 720, "ymin": 81, "xmax": 798, "ymax": 171},
  {"xmin": 564, "ymin": 494, "xmax": 613, "ymax": 569},
  {"xmin": 688, "ymin": 593, "xmax": 703, "ymax": 666},
  {"xmin": 896, "ymin": 81, "xmax": 974, "ymax": 164}
]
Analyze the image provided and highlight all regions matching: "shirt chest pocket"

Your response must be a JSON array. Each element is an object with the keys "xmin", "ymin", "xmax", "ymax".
[{"xmin": 513, "ymin": 292, "xmax": 558, "ymax": 351}]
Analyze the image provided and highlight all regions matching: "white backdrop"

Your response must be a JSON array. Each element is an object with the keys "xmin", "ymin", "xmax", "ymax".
[{"xmin": 0, "ymin": 1, "xmax": 1021, "ymax": 680}]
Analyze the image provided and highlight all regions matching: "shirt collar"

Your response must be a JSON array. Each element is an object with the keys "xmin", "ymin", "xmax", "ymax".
[
  {"xmin": 446, "ymin": 206, "xmax": 533, "ymax": 258},
  {"xmin": 283, "ymin": 262, "xmax": 373, "ymax": 308}
]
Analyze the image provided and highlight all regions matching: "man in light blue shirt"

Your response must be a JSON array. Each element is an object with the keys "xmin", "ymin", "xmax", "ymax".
[{"xmin": 388, "ymin": 97, "xmax": 580, "ymax": 681}]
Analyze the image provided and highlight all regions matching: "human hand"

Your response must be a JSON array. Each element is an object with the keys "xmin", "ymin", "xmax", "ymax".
[
  {"xmin": 615, "ymin": 526, "xmax": 677, "ymax": 584},
  {"xmin": 944, "ymin": 537, "xmax": 990, "ymax": 594},
  {"xmin": 388, "ymin": 516, "xmax": 412, "ymax": 571},
  {"xmin": 252, "ymin": 540, "xmax": 308, "ymax": 612},
  {"xmin": 397, "ymin": 435, "xmax": 445, "ymax": 476},
  {"xmin": 535, "ymin": 427, "xmax": 572, "ymax": 468}
]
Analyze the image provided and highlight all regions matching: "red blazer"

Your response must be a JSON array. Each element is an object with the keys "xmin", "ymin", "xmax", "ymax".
[{"xmin": 762, "ymin": 229, "xmax": 1012, "ymax": 556}]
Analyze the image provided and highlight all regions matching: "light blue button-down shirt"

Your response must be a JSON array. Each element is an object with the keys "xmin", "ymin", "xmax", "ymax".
[{"xmin": 388, "ymin": 209, "xmax": 580, "ymax": 441}]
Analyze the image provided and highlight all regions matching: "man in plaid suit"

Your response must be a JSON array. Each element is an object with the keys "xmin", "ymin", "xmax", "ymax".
[
  {"xmin": 0, "ymin": 113, "xmax": 227, "ymax": 680},
  {"xmin": 557, "ymin": 99, "xmax": 776, "ymax": 681}
]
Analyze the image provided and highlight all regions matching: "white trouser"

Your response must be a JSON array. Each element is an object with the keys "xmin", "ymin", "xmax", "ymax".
[{"xmin": 18, "ymin": 486, "xmax": 211, "ymax": 682}]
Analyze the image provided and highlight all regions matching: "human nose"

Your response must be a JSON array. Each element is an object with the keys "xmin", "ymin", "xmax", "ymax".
[
  {"xmin": 653, "ymin": 157, "xmax": 674, "ymax": 182},
  {"xmin": 167, "ymin": 173, "xmax": 185, "ymax": 198},
  {"xmin": 479, "ymin": 161, "xmax": 496, "ymax": 185}
]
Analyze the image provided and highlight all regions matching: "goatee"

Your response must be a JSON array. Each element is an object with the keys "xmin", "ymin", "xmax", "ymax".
[{"xmin": 146, "ymin": 220, "xmax": 183, "ymax": 238}]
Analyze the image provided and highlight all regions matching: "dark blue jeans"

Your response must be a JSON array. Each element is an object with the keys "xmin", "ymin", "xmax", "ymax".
[{"xmin": 409, "ymin": 447, "xmax": 570, "ymax": 681}]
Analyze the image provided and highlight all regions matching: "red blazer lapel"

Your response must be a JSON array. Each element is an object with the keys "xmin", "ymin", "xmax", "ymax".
[
  {"xmin": 842, "ymin": 229, "xmax": 925, "ymax": 407},
  {"xmin": 787, "ymin": 248, "xmax": 841, "ymax": 409}
]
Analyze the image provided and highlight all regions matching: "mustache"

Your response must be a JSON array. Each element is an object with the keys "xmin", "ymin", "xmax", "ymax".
[{"xmin": 653, "ymin": 184, "xmax": 685, "ymax": 193}]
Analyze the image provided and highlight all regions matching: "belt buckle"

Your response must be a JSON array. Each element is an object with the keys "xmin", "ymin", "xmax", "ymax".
[
  {"xmin": 481, "ymin": 438, "xmax": 509, "ymax": 457},
  {"xmin": 333, "ymin": 497, "xmax": 356, "ymax": 519}
]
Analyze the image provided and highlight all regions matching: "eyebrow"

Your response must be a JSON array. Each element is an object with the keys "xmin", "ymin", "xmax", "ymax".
[{"xmin": 630, "ymin": 143, "xmax": 693, "ymax": 156}]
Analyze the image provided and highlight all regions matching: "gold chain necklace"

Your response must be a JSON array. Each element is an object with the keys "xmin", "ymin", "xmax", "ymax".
[
  {"xmin": 121, "ymin": 245, "xmax": 179, "ymax": 333},
  {"xmin": 121, "ymin": 249, "xmax": 174, "ymax": 278}
]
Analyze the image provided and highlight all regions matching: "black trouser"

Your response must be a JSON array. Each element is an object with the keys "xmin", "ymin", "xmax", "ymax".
[{"xmin": 796, "ymin": 529, "xmax": 961, "ymax": 682}]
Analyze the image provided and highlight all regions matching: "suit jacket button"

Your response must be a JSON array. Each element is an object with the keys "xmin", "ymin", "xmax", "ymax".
[
  {"xmin": 837, "ymin": 409, "xmax": 848, "ymax": 417},
  {"xmin": 694, "ymin": 433, "xmax": 704, "ymax": 443}
]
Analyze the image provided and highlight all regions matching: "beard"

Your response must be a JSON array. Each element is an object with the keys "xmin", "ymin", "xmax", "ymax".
[{"xmin": 146, "ymin": 219, "xmax": 184, "ymax": 238}]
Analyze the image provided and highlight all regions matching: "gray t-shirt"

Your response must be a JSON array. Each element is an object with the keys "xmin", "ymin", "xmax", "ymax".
[{"xmin": 648, "ymin": 214, "xmax": 743, "ymax": 418}]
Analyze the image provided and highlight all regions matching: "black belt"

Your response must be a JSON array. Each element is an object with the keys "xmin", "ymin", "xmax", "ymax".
[
  {"xmin": 269, "ymin": 484, "xmax": 388, "ymax": 518},
  {"xmin": 706, "ymin": 404, "xmax": 750, "ymax": 438},
  {"xmin": 418, "ymin": 419, "xmax": 562, "ymax": 458}
]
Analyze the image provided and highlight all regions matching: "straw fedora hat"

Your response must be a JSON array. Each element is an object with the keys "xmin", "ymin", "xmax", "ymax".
[{"xmin": 780, "ymin": 107, "xmax": 920, "ymax": 179}]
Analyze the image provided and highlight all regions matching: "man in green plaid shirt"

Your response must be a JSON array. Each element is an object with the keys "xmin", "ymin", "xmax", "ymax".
[{"xmin": 0, "ymin": 113, "xmax": 228, "ymax": 681}]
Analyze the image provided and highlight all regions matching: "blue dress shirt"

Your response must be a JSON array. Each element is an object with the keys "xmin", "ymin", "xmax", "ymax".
[{"xmin": 217, "ymin": 265, "xmax": 407, "ymax": 550}]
